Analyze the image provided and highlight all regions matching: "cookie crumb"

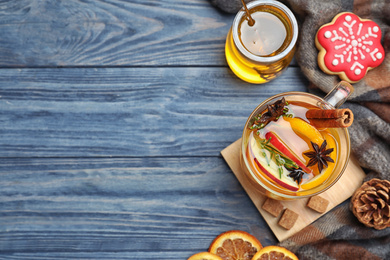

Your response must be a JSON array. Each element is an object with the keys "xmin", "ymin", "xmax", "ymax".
[
  {"xmin": 307, "ymin": 195, "xmax": 329, "ymax": 214},
  {"xmin": 262, "ymin": 198, "xmax": 284, "ymax": 217},
  {"xmin": 278, "ymin": 209, "xmax": 299, "ymax": 230}
]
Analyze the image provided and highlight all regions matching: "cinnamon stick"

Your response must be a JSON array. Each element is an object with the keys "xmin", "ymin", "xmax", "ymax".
[{"xmin": 306, "ymin": 108, "xmax": 354, "ymax": 128}]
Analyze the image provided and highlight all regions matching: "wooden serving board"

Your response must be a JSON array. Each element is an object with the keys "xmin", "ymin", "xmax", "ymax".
[{"xmin": 221, "ymin": 138, "xmax": 365, "ymax": 241}]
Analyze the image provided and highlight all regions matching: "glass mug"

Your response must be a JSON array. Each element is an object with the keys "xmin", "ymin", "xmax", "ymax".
[
  {"xmin": 225, "ymin": 0, "xmax": 298, "ymax": 84},
  {"xmin": 240, "ymin": 82, "xmax": 354, "ymax": 200}
]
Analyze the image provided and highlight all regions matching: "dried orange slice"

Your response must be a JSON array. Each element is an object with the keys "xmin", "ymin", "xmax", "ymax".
[
  {"xmin": 187, "ymin": 252, "xmax": 223, "ymax": 260},
  {"xmin": 252, "ymin": 245, "xmax": 298, "ymax": 260},
  {"xmin": 208, "ymin": 230, "xmax": 262, "ymax": 260}
]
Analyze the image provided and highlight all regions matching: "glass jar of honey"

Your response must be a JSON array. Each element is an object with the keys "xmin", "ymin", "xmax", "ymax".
[{"xmin": 225, "ymin": 0, "xmax": 298, "ymax": 84}]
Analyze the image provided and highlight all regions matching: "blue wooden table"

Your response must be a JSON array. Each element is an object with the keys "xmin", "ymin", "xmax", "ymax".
[{"xmin": 0, "ymin": 1, "xmax": 309, "ymax": 259}]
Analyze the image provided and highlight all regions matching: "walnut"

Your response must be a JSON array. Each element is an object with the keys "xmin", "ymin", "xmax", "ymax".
[{"xmin": 351, "ymin": 178, "xmax": 390, "ymax": 230}]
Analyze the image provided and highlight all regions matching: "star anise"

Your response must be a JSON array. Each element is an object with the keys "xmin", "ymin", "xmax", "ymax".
[
  {"xmin": 286, "ymin": 166, "xmax": 305, "ymax": 184},
  {"xmin": 251, "ymin": 98, "xmax": 288, "ymax": 130},
  {"xmin": 304, "ymin": 140, "xmax": 334, "ymax": 173}
]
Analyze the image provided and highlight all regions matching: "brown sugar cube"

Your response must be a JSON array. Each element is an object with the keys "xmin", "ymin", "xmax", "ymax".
[
  {"xmin": 278, "ymin": 209, "xmax": 299, "ymax": 230},
  {"xmin": 262, "ymin": 198, "xmax": 284, "ymax": 217},
  {"xmin": 307, "ymin": 195, "xmax": 329, "ymax": 214}
]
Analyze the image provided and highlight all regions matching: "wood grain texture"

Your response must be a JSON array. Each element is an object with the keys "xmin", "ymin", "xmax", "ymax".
[
  {"xmin": 0, "ymin": 156, "xmax": 274, "ymax": 259},
  {"xmin": 0, "ymin": 0, "xmax": 231, "ymax": 67},
  {"xmin": 0, "ymin": 1, "xmax": 308, "ymax": 259},
  {"xmin": 0, "ymin": 67, "xmax": 308, "ymax": 157}
]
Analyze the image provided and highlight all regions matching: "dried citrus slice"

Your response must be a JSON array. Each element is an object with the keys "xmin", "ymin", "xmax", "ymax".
[
  {"xmin": 284, "ymin": 117, "xmax": 324, "ymax": 146},
  {"xmin": 301, "ymin": 132, "xmax": 337, "ymax": 190},
  {"xmin": 252, "ymin": 245, "xmax": 298, "ymax": 260},
  {"xmin": 208, "ymin": 230, "xmax": 262, "ymax": 260},
  {"xmin": 187, "ymin": 252, "xmax": 223, "ymax": 260}
]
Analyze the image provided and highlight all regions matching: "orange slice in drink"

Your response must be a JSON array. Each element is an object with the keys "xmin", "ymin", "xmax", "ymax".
[
  {"xmin": 208, "ymin": 230, "xmax": 262, "ymax": 260},
  {"xmin": 301, "ymin": 132, "xmax": 337, "ymax": 190},
  {"xmin": 252, "ymin": 245, "xmax": 298, "ymax": 260},
  {"xmin": 284, "ymin": 117, "xmax": 324, "ymax": 146},
  {"xmin": 187, "ymin": 252, "xmax": 223, "ymax": 260}
]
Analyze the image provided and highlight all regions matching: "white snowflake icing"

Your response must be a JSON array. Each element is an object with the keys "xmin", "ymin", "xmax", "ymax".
[{"xmin": 324, "ymin": 15, "xmax": 382, "ymax": 76}]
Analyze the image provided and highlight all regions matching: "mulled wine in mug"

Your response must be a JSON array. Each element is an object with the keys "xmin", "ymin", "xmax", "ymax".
[{"xmin": 240, "ymin": 82, "xmax": 354, "ymax": 200}]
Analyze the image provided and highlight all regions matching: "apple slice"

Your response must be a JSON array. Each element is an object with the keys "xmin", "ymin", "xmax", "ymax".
[
  {"xmin": 265, "ymin": 131, "xmax": 312, "ymax": 173},
  {"xmin": 250, "ymin": 137, "xmax": 299, "ymax": 191}
]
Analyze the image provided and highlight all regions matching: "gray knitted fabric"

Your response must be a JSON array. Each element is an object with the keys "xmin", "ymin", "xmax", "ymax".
[{"xmin": 211, "ymin": 0, "xmax": 390, "ymax": 259}]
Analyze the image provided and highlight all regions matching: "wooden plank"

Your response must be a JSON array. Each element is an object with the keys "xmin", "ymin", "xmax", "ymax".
[
  {"xmin": 0, "ymin": 0, "xmax": 232, "ymax": 67},
  {"xmin": 0, "ymin": 67, "xmax": 308, "ymax": 157},
  {"xmin": 0, "ymin": 0, "xmax": 299, "ymax": 68},
  {"xmin": 0, "ymin": 156, "xmax": 274, "ymax": 259}
]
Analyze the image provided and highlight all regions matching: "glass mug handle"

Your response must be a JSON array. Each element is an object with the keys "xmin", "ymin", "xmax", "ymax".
[{"xmin": 319, "ymin": 81, "xmax": 354, "ymax": 109}]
